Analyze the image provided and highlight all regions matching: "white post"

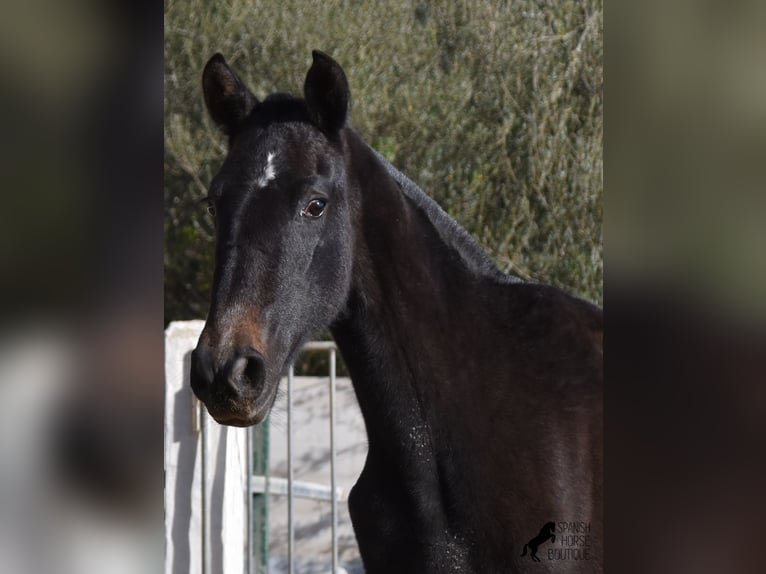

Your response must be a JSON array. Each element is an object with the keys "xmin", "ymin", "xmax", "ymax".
[
  {"xmin": 329, "ymin": 348, "xmax": 338, "ymax": 574},
  {"xmin": 287, "ymin": 365, "xmax": 295, "ymax": 574}
]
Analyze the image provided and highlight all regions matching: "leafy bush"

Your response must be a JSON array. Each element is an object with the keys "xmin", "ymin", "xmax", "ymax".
[{"xmin": 165, "ymin": 0, "xmax": 602, "ymax": 324}]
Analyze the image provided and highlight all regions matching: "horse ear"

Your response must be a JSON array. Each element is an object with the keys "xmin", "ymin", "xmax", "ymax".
[
  {"xmin": 304, "ymin": 50, "xmax": 350, "ymax": 134},
  {"xmin": 202, "ymin": 53, "xmax": 258, "ymax": 136}
]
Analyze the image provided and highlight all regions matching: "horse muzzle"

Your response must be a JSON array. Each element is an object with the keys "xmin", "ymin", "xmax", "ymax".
[{"xmin": 190, "ymin": 344, "xmax": 272, "ymax": 426}]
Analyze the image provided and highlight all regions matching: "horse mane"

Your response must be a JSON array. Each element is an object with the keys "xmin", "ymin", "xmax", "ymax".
[{"xmin": 368, "ymin": 145, "xmax": 523, "ymax": 284}]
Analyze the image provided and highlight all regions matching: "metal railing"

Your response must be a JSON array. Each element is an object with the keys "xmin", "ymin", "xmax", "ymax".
[{"xmin": 247, "ymin": 340, "xmax": 342, "ymax": 574}]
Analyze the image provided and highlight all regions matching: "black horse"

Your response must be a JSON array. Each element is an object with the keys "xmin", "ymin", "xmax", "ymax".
[
  {"xmin": 521, "ymin": 522, "xmax": 556, "ymax": 562},
  {"xmin": 190, "ymin": 50, "xmax": 602, "ymax": 573}
]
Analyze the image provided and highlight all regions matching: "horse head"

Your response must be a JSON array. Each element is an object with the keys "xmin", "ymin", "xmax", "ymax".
[{"xmin": 190, "ymin": 51, "xmax": 355, "ymax": 426}]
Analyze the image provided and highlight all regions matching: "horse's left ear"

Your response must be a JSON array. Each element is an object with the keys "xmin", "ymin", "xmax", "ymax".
[{"xmin": 304, "ymin": 50, "xmax": 350, "ymax": 134}]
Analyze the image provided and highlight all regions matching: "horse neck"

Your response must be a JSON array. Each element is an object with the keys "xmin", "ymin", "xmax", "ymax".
[{"xmin": 331, "ymin": 133, "xmax": 486, "ymax": 461}]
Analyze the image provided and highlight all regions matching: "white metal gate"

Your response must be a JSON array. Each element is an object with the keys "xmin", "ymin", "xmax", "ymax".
[{"xmin": 164, "ymin": 321, "xmax": 366, "ymax": 574}]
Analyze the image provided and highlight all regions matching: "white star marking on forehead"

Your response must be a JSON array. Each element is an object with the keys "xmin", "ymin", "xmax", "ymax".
[{"xmin": 256, "ymin": 152, "xmax": 277, "ymax": 188}]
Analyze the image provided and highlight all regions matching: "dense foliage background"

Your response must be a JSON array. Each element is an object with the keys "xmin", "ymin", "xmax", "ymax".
[{"xmin": 165, "ymin": 0, "xmax": 603, "ymax": 325}]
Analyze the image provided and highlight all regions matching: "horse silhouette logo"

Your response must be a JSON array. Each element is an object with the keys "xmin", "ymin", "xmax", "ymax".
[{"xmin": 520, "ymin": 521, "xmax": 556, "ymax": 562}]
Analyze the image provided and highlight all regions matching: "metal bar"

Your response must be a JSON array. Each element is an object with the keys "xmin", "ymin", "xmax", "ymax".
[
  {"xmin": 287, "ymin": 365, "xmax": 295, "ymax": 574},
  {"xmin": 329, "ymin": 348, "xmax": 338, "ymax": 574},
  {"xmin": 246, "ymin": 427, "xmax": 253, "ymax": 574},
  {"xmin": 250, "ymin": 476, "xmax": 347, "ymax": 502}
]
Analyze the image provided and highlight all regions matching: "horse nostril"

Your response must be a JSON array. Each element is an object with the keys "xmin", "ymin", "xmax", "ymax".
[
  {"xmin": 227, "ymin": 349, "xmax": 265, "ymax": 392},
  {"xmin": 190, "ymin": 346, "xmax": 215, "ymax": 396},
  {"xmin": 244, "ymin": 354, "xmax": 265, "ymax": 389}
]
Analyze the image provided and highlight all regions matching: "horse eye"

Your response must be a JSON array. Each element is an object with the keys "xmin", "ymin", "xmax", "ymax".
[
  {"xmin": 204, "ymin": 198, "xmax": 216, "ymax": 217},
  {"xmin": 302, "ymin": 198, "xmax": 327, "ymax": 219}
]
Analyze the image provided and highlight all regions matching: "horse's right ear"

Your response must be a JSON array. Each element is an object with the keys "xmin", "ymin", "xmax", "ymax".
[{"xmin": 202, "ymin": 54, "xmax": 258, "ymax": 136}]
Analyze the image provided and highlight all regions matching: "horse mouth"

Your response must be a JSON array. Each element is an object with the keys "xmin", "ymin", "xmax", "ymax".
[
  {"xmin": 207, "ymin": 410, "xmax": 262, "ymax": 427},
  {"xmin": 199, "ymin": 383, "xmax": 278, "ymax": 428}
]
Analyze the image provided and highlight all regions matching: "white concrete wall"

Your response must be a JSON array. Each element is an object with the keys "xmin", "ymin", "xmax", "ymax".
[{"xmin": 164, "ymin": 321, "xmax": 248, "ymax": 574}]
